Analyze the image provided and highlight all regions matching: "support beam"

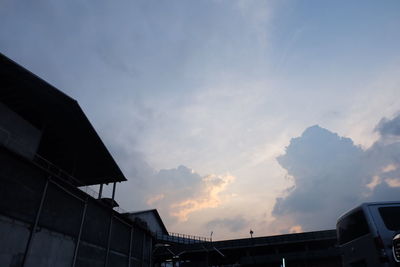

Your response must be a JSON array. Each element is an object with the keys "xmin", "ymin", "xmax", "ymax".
[
  {"xmin": 104, "ymin": 181, "xmax": 115, "ymax": 267},
  {"xmin": 22, "ymin": 177, "xmax": 50, "ymax": 267},
  {"xmin": 111, "ymin": 182, "xmax": 116, "ymax": 201},
  {"xmin": 98, "ymin": 183, "xmax": 103, "ymax": 199},
  {"xmin": 128, "ymin": 227, "xmax": 133, "ymax": 267},
  {"xmin": 72, "ymin": 198, "xmax": 88, "ymax": 267},
  {"xmin": 104, "ymin": 214, "xmax": 113, "ymax": 267}
]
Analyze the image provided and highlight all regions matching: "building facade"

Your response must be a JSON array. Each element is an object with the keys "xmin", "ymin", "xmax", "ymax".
[{"xmin": 0, "ymin": 53, "xmax": 153, "ymax": 267}]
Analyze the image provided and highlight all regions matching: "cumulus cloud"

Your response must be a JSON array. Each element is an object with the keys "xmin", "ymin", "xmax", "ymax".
[
  {"xmin": 375, "ymin": 113, "xmax": 400, "ymax": 138},
  {"xmin": 207, "ymin": 216, "xmax": 249, "ymax": 233},
  {"xmin": 170, "ymin": 173, "xmax": 235, "ymax": 221},
  {"xmin": 113, "ymin": 160, "xmax": 235, "ymax": 229},
  {"xmin": 289, "ymin": 225, "xmax": 303, "ymax": 234},
  {"xmin": 273, "ymin": 116, "xmax": 400, "ymax": 232},
  {"xmin": 145, "ymin": 166, "xmax": 235, "ymax": 222},
  {"xmin": 146, "ymin": 194, "xmax": 165, "ymax": 206}
]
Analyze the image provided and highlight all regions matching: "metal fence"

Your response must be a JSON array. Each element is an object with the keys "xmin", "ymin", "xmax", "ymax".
[{"xmin": 156, "ymin": 232, "xmax": 211, "ymax": 244}]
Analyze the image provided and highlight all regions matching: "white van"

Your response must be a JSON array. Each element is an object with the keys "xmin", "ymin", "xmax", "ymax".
[{"xmin": 336, "ymin": 202, "xmax": 400, "ymax": 267}]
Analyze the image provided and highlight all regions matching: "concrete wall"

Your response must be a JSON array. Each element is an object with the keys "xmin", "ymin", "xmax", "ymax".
[
  {"xmin": 26, "ymin": 226, "xmax": 75, "ymax": 267},
  {"xmin": 0, "ymin": 148, "xmax": 153, "ymax": 267},
  {"xmin": 0, "ymin": 216, "xmax": 29, "ymax": 267},
  {"xmin": 0, "ymin": 215, "xmax": 75, "ymax": 267}
]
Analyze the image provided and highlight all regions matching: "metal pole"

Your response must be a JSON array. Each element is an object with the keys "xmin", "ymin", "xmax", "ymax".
[
  {"xmin": 72, "ymin": 198, "xmax": 88, "ymax": 267},
  {"xmin": 111, "ymin": 182, "xmax": 116, "ymax": 201},
  {"xmin": 128, "ymin": 227, "xmax": 133, "ymax": 267},
  {"xmin": 104, "ymin": 183, "xmax": 116, "ymax": 267},
  {"xmin": 104, "ymin": 214, "xmax": 113, "ymax": 267},
  {"xmin": 22, "ymin": 177, "xmax": 50, "ymax": 267},
  {"xmin": 98, "ymin": 183, "xmax": 103, "ymax": 199}
]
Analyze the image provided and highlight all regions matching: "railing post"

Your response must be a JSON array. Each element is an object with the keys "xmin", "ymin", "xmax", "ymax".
[
  {"xmin": 22, "ymin": 177, "xmax": 50, "ymax": 267},
  {"xmin": 72, "ymin": 198, "xmax": 88, "ymax": 267}
]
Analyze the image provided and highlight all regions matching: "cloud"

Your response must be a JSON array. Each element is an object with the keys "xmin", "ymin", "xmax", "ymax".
[
  {"xmin": 272, "ymin": 121, "xmax": 400, "ymax": 232},
  {"xmin": 207, "ymin": 216, "xmax": 249, "ymax": 233},
  {"xmin": 115, "ymin": 162, "xmax": 235, "ymax": 226},
  {"xmin": 145, "ymin": 166, "xmax": 235, "ymax": 223},
  {"xmin": 373, "ymin": 113, "xmax": 400, "ymax": 146},
  {"xmin": 170, "ymin": 173, "xmax": 234, "ymax": 221},
  {"xmin": 375, "ymin": 113, "xmax": 400, "ymax": 137},
  {"xmin": 289, "ymin": 225, "xmax": 303, "ymax": 234},
  {"xmin": 146, "ymin": 194, "xmax": 165, "ymax": 206},
  {"xmin": 386, "ymin": 178, "xmax": 400, "ymax": 188}
]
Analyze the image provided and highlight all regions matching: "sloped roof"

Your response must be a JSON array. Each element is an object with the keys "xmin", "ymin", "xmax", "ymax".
[
  {"xmin": 126, "ymin": 209, "xmax": 168, "ymax": 235},
  {"xmin": 0, "ymin": 53, "xmax": 126, "ymax": 186}
]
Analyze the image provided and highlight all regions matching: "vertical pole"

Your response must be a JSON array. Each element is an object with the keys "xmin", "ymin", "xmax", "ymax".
[
  {"xmin": 104, "ymin": 214, "xmax": 113, "ymax": 267},
  {"xmin": 72, "ymin": 198, "xmax": 88, "ymax": 267},
  {"xmin": 111, "ymin": 182, "xmax": 116, "ymax": 201},
  {"xmin": 104, "ymin": 183, "xmax": 116, "ymax": 267},
  {"xmin": 128, "ymin": 227, "xmax": 133, "ymax": 267},
  {"xmin": 22, "ymin": 177, "xmax": 50, "ymax": 267},
  {"xmin": 98, "ymin": 183, "xmax": 103, "ymax": 199}
]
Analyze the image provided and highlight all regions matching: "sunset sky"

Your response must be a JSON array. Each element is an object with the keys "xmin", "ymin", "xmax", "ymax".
[{"xmin": 1, "ymin": 0, "xmax": 400, "ymax": 240}]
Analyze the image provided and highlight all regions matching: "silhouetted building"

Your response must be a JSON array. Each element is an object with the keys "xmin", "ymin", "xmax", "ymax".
[
  {"xmin": 153, "ymin": 230, "xmax": 341, "ymax": 267},
  {"xmin": 125, "ymin": 210, "xmax": 169, "ymax": 237},
  {"xmin": 0, "ymin": 53, "xmax": 153, "ymax": 267}
]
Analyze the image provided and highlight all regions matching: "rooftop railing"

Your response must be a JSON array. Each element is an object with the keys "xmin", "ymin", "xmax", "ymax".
[{"xmin": 156, "ymin": 231, "xmax": 211, "ymax": 244}]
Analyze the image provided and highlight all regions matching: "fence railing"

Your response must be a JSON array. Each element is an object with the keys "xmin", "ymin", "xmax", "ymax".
[{"xmin": 156, "ymin": 231, "xmax": 211, "ymax": 244}]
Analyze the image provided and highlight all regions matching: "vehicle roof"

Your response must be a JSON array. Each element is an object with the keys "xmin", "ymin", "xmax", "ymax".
[{"xmin": 336, "ymin": 201, "xmax": 400, "ymax": 224}]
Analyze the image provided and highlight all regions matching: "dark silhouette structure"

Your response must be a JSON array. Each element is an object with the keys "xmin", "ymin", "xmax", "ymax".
[
  {"xmin": 0, "ymin": 53, "xmax": 152, "ymax": 267},
  {"xmin": 154, "ymin": 230, "xmax": 341, "ymax": 267}
]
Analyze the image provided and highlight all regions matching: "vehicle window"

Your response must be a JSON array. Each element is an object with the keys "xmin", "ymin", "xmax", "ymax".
[
  {"xmin": 378, "ymin": 207, "xmax": 400, "ymax": 231},
  {"xmin": 337, "ymin": 210, "xmax": 370, "ymax": 245}
]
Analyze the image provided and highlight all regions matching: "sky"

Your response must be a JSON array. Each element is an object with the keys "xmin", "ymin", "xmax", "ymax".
[{"xmin": 1, "ymin": 0, "xmax": 400, "ymax": 240}]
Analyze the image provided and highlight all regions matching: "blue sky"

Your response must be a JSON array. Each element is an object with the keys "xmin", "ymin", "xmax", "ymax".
[{"xmin": 1, "ymin": 0, "xmax": 400, "ymax": 239}]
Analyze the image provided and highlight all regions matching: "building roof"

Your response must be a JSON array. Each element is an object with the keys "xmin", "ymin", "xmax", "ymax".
[
  {"xmin": 0, "ymin": 53, "xmax": 126, "ymax": 186},
  {"xmin": 126, "ymin": 209, "xmax": 169, "ymax": 235}
]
